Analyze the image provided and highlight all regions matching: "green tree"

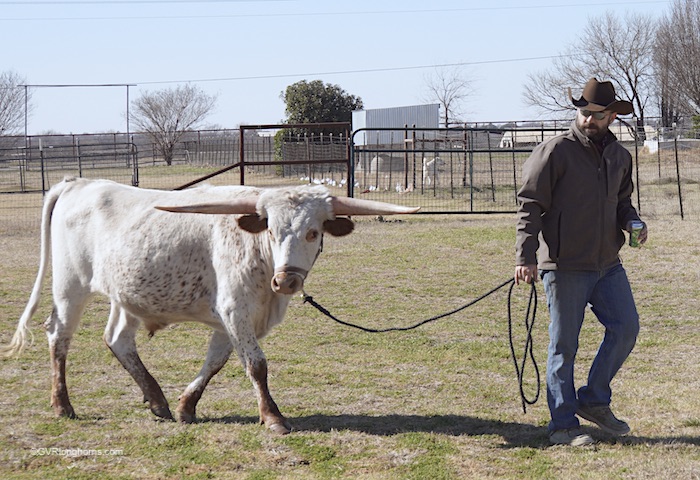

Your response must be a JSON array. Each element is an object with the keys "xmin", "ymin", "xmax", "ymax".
[
  {"xmin": 130, "ymin": 84, "xmax": 217, "ymax": 165},
  {"xmin": 281, "ymin": 80, "xmax": 363, "ymax": 129}
]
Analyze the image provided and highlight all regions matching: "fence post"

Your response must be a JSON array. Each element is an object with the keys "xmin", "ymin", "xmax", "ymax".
[
  {"xmin": 412, "ymin": 128, "xmax": 417, "ymax": 191},
  {"xmin": 469, "ymin": 129, "xmax": 475, "ymax": 212},
  {"xmin": 113, "ymin": 133, "xmax": 118, "ymax": 165},
  {"xmin": 349, "ymin": 131, "xmax": 355, "ymax": 198},
  {"xmin": 511, "ymin": 141, "xmax": 518, "ymax": 205},
  {"xmin": 656, "ymin": 128, "xmax": 662, "ymax": 178},
  {"xmin": 39, "ymin": 138, "xmax": 46, "ymax": 194},
  {"xmin": 633, "ymin": 117, "xmax": 641, "ymax": 214},
  {"xmin": 19, "ymin": 141, "xmax": 26, "ymax": 193},
  {"xmin": 131, "ymin": 136, "xmax": 139, "ymax": 187},
  {"xmin": 308, "ymin": 132, "xmax": 314, "ymax": 183},
  {"xmin": 124, "ymin": 132, "xmax": 131, "ymax": 168},
  {"xmin": 197, "ymin": 130, "xmax": 201, "ymax": 165},
  {"xmin": 487, "ymin": 130, "xmax": 495, "ymax": 202},
  {"xmin": 239, "ymin": 125, "xmax": 245, "ymax": 185},
  {"xmin": 462, "ymin": 128, "xmax": 468, "ymax": 188},
  {"xmin": 673, "ymin": 126, "xmax": 684, "ymax": 219},
  {"xmin": 79, "ymin": 138, "xmax": 86, "ymax": 175}
]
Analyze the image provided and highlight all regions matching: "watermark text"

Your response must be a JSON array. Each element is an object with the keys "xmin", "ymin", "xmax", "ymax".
[{"xmin": 31, "ymin": 447, "xmax": 124, "ymax": 458}]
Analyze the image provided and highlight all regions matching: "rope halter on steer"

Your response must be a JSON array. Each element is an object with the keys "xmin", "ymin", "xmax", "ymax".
[{"xmin": 272, "ymin": 265, "xmax": 310, "ymax": 295}]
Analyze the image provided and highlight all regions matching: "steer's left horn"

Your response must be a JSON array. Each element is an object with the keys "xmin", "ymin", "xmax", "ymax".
[
  {"xmin": 155, "ymin": 196, "xmax": 259, "ymax": 215},
  {"xmin": 330, "ymin": 196, "xmax": 420, "ymax": 216}
]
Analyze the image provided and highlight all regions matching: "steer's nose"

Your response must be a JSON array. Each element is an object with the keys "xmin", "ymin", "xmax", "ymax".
[{"xmin": 271, "ymin": 272, "xmax": 304, "ymax": 295}]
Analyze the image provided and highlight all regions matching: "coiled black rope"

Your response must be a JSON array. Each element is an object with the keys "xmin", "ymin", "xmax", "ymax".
[
  {"xmin": 507, "ymin": 281, "xmax": 541, "ymax": 413},
  {"xmin": 302, "ymin": 278, "xmax": 541, "ymax": 412}
]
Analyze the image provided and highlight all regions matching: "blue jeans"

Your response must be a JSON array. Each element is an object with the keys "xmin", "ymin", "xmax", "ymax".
[{"xmin": 541, "ymin": 264, "xmax": 639, "ymax": 432}]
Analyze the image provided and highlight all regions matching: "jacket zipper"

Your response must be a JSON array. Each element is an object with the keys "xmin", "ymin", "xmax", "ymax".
[{"xmin": 596, "ymin": 147, "xmax": 606, "ymax": 272}]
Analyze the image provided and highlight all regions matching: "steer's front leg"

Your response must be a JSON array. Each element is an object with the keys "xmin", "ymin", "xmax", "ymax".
[
  {"xmin": 247, "ymin": 358, "xmax": 292, "ymax": 434},
  {"xmin": 220, "ymin": 295, "xmax": 292, "ymax": 434}
]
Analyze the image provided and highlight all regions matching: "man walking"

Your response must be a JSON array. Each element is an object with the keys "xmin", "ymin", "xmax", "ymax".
[{"xmin": 515, "ymin": 78, "xmax": 648, "ymax": 446}]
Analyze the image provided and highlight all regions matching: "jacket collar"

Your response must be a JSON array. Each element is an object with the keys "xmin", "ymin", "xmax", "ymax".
[{"xmin": 570, "ymin": 120, "xmax": 618, "ymax": 150}]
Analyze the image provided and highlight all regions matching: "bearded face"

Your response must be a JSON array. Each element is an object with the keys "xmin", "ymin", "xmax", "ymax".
[{"xmin": 576, "ymin": 109, "xmax": 617, "ymax": 142}]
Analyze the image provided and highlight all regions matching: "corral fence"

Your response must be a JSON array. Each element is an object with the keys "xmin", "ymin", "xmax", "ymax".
[
  {"xmin": 174, "ymin": 123, "xmax": 352, "ymax": 194},
  {"xmin": 350, "ymin": 121, "xmax": 700, "ymax": 219},
  {"xmin": 1, "ymin": 119, "xmax": 699, "ymax": 232}
]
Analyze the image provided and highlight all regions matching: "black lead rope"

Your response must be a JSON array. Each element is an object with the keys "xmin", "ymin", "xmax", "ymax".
[
  {"xmin": 302, "ymin": 278, "xmax": 541, "ymax": 412},
  {"xmin": 303, "ymin": 278, "xmax": 513, "ymax": 332},
  {"xmin": 507, "ymin": 281, "xmax": 541, "ymax": 413}
]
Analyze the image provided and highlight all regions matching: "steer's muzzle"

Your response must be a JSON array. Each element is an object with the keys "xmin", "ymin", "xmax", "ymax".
[{"xmin": 271, "ymin": 266, "xmax": 308, "ymax": 295}]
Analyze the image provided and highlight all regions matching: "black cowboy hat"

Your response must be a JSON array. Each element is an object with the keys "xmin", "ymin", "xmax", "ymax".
[{"xmin": 569, "ymin": 78, "xmax": 634, "ymax": 115}]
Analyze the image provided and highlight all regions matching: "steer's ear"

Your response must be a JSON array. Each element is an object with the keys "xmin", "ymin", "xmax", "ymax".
[
  {"xmin": 323, "ymin": 217, "xmax": 354, "ymax": 237},
  {"xmin": 238, "ymin": 214, "xmax": 268, "ymax": 234}
]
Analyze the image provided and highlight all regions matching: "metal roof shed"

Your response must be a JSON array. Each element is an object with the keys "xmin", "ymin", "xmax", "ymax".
[{"xmin": 352, "ymin": 104, "xmax": 439, "ymax": 145}]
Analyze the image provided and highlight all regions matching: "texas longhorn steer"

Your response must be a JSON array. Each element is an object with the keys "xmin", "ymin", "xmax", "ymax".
[{"xmin": 1, "ymin": 177, "xmax": 418, "ymax": 434}]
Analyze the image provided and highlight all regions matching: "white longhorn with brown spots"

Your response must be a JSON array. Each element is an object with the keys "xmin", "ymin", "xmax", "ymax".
[{"xmin": 1, "ymin": 177, "xmax": 418, "ymax": 434}]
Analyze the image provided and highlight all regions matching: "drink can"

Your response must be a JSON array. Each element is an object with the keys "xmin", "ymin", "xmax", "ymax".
[{"xmin": 629, "ymin": 221, "xmax": 644, "ymax": 247}]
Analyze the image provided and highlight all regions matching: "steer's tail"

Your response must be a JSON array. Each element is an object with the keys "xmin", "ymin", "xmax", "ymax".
[{"xmin": 1, "ymin": 179, "xmax": 70, "ymax": 357}]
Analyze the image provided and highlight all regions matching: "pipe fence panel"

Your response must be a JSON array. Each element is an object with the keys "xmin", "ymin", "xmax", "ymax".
[
  {"xmin": 350, "ymin": 124, "xmax": 700, "ymax": 218},
  {"xmin": 351, "ymin": 127, "xmax": 526, "ymax": 213}
]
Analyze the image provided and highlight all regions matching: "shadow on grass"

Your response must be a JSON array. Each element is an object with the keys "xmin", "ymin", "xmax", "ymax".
[
  {"xmin": 203, "ymin": 413, "xmax": 700, "ymax": 449},
  {"xmin": 591, "ymin": 430, "xmax": 700, "ymax": 447},
  {"xmin": 206, "ymin": 413, "xmax": 548, "ymax": 448}
]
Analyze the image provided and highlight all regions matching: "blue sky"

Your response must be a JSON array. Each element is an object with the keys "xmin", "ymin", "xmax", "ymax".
[{"xmin": 2, "ymin": 0, "xmax": 668, "ymax": 135}]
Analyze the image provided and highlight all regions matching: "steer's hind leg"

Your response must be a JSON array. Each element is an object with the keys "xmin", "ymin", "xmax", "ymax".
[
  {"xmin": 176, "ymin": 329, "xmax": 232, "ymax": 423},
  {"xmin": 45, "ymin": 301, "xmax": 85, "ymax": 418},
  {"xmin": 104, "ymin": 305, "xmax": 172, "ymax": 420}
]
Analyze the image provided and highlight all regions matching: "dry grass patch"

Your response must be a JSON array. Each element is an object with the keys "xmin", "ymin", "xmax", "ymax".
[{"xmin": 0, "ymin": 214, "xmax": 698, "ymax": 479}]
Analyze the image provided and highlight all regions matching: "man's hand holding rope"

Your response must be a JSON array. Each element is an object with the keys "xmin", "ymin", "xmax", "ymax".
[{"xmin": 515, "ymin": 264, "xmax": 538, "ymax": 285}]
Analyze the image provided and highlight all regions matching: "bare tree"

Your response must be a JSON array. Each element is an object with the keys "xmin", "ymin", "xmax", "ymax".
[
  {"xmin": 0, "ymin": 71, "xmax": 31, "ymax": 135},
  {"xmin": 522, "ymin": 69, "xmax": 578, "ymax": 116},
  {"xmin": 131, "ymin": 84, "xmax": 217, "ymax": 165},
  {"xmin": 422, "ymin": 66, "xmax": 474, "ymax": 127},
  {"xmin": 655, "ymin": 0, "xmax": 700, "ymax": 117},
  {"xmin": 654, "ymin": 45, "xmax": 683, "ymax": 128},
  {"xmin": 523, "ymin": 11, "xmax": 656, "ymax": 131}
]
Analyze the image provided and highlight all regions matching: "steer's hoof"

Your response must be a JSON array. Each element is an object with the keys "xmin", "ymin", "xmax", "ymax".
[
  {"xmin": 151, "ymin": 405, "xmax": 174, "ymax": 421},
  {"xmin": 55, "ymin": 406, "xmax": 77, "ymax": 419},
  {"xmin": 268, "ymin": 421, "xmax": 292, "ymax": 435},
  {"xmin": 176, "ymin": 410, "xmax": 196, "ymax": 424}
]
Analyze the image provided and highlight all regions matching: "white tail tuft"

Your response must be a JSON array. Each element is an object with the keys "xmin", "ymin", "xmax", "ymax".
[
  {"xmin": 1, "ymin": 179, "xmax": 69, "ymax": 358},
  {"xmin": 0, "ymin": 323, "xmax": 35, "ymax": 358}
]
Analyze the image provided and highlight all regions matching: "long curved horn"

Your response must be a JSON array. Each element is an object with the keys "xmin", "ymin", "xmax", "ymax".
[
  {"xmin": 331, "ymin": 196, "xmax": 420, "ymax": 216},
  {"xmin": 155, "ymin": 195, "xmax": 259, "ymax": 215}
]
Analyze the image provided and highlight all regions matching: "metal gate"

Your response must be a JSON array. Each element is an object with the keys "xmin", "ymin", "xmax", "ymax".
[{"xmin": 350, "ymin": 126, "xmax": 553, "ymax": 214}]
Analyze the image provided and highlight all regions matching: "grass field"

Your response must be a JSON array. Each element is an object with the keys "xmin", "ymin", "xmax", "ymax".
[{"xmin": 0, "ymin": 210, "xmax": 699, "ymax": 479}]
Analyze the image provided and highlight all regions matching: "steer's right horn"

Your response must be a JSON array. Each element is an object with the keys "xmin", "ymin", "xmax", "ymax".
[
  {"xmin": 155, "ymin": 195, "xmax": 259, "ymax": 215},
  {"xmin": 330, "ymin": 196, "xmax": 420, "ymax": 216}
]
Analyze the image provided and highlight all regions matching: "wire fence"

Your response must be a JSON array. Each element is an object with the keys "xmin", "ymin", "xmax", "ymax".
[{"xmin": 1, "ymin": 121, "xmax": 698, "ymax": 235}]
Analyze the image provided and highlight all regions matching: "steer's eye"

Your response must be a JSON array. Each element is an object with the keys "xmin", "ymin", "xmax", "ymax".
[
  {"xmin": 306, "ymin": 229, "xmax": 319, "ymax": 242},
  {"xmin": 268, "ymin": 231, "xmax": 275, "ymax": 242}
]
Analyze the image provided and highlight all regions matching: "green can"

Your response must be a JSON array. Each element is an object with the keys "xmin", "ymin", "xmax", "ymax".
[{"xmin": 629, "ymin": 221, "xmax": 644, "ymax": 247}]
